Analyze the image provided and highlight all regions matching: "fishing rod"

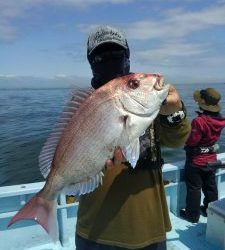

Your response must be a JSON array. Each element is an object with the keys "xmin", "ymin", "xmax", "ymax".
[{"xmin": 207, "ymin": 159, "xmax": 225, "ymax": 169}]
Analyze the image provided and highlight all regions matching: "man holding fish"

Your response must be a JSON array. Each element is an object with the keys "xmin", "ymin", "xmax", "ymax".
[
  {"xmin": 75, "ymin": 26, "xmax": 191, "ymax": 250},
  {"xmin": 8, "ymin": 25, "xmax": 191, "ymax": 250}
]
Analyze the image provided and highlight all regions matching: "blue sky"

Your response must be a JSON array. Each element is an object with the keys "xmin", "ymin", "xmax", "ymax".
[{"xmin": 1, "ymin": 0, "xmax": 225, "ymax": 88}]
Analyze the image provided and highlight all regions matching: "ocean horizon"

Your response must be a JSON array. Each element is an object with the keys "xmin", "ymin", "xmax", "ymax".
[
  {"xmin": 1, "ymin": 82, "xmax": 225, "ymax": 187},
  {"xmin": 0, "ymin": 81, "xmax": 224, "ymax": 90}
]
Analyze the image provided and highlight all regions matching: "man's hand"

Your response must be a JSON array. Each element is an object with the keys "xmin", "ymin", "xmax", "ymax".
[
  {"xmin": 105, "ymin": 147, "xmax": 125, "ymax": 169},
  {"xmin": 160, "ymin": 85, "xmax": 183, "ymax": 115}
]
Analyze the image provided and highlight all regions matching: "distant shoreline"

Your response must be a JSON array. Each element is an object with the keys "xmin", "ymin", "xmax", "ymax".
[
  {"xmin": 0, "ymin": 82, "xmax": 224, "ymax": 91},
  {"xmin": 0, "ymin": 87, "xmax": 73, "ymax": 90}
]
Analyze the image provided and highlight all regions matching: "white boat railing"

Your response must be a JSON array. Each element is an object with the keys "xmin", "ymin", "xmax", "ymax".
[{"xmin": 1, "ymin": 152, "xmax": 225, "ymax": 250}]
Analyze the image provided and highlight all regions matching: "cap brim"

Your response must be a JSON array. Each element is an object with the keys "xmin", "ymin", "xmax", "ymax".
[
  {"xmin": 88, "ymin": 40, "xmax": 128, "ymax": 56},
  {"xmin": 199, "ymin": 103, "xmax": 221, "ymax": 112}
]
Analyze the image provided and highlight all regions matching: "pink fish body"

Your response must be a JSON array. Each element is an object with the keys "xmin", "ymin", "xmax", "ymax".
[{"xmin": 8, "ymin": 73, "xmax": 169, "ymax": 240}]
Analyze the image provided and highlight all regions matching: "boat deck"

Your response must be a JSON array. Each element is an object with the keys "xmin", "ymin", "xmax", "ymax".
[
  {"xmin": 167, "ymin": 212, "xmax": 215, "ymax": 250},
  {"xmin": 1, "ymin": 153, "xmax": 225, "ymax": 250},
  {"xmin": 0, "ymin": 211, "xmax": 218, "ymax": 250}
]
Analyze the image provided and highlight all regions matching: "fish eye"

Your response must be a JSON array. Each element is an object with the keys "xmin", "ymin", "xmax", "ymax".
[{"xmin": 127, "ymin": 79, "xmax": 140, "ymax": 89}]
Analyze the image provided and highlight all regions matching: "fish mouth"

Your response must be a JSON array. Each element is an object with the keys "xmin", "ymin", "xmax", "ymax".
[{"xmin": 153, "ymin": 74, "xmax": 164, "ymax": 91}]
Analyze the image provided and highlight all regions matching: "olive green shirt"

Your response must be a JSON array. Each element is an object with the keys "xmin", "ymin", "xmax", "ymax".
[{"xmin": 76, "ymin": 117, "xmax": 190, "ymax": 249}]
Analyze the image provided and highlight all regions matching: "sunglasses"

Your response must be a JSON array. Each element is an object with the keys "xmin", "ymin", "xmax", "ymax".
[{"xmin": 90, "ymin": 50, "xmax": 126, "ymax": 64}]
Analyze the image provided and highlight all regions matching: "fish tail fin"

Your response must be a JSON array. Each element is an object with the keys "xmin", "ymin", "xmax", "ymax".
[{"xmin": 8, "ymin": 193, "xmax": 58, "ymax": 241}]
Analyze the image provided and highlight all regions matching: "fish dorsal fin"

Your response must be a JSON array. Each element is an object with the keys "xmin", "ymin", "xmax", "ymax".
[
  {"xmin": 39, "ymin": 87, "xmax": 94, "ymax": 178},
  {"xmin": 122, "ymin": 138, "xmax": 140, "ymax": 168},
  {"xmin": 63, "ymin": 171, "xmax": 104, "ymax": 196}
]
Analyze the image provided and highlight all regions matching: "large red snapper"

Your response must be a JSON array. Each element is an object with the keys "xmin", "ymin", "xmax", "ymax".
[{"xmin": 8, "ymin": 73, "xmax": 169, "ymax": 240}]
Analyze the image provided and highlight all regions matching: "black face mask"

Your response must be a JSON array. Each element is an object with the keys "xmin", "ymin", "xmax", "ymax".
[{"xmin": 90, "ymin": 50, "xmax": 130, "ymax": 89}]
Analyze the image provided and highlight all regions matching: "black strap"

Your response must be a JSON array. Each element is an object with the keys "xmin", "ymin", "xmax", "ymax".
[
  {"xmin": 184, "ymin": 144, "xmax": 219, "ymax": 154},
  {"xmin": 126, "ymin": 119, "xmax": 163, "ymax": 171}
]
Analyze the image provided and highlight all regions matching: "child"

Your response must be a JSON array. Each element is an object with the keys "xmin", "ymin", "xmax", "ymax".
[{"xmin": 181, "ymin": 88, "xmax": 225, "ymax": 223}]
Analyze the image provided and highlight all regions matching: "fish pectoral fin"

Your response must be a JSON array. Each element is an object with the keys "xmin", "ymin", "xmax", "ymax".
[
  {"xmin": 122, "ymin": 138, "xmax": 140, "ymax": 168},
  {"xmin": 8, "ymin": 194, "xmax": 58, "ymax": 242},
  {"xmin": 64, "ymin": 171, "xmax": 104, "ymax": 196}
]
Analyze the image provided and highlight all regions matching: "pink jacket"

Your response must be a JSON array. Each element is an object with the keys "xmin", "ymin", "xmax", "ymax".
[{"xmin": 186, "ymin": 112, "xmax": 225, "ymax": 166}]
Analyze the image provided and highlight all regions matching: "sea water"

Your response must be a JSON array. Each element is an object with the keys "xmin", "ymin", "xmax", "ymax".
[{"xmin": 0, "ymin": 83, "xmax": 225, "ymax": 186}]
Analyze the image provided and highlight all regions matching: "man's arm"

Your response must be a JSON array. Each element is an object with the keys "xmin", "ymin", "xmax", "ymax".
[
  {"xmin": 106, "ymin": 85, "xmax": 191, "ymax": 167},
  {"xmin": 159, "ymin": 85, "xmax": 191, "ymax": 148}
]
